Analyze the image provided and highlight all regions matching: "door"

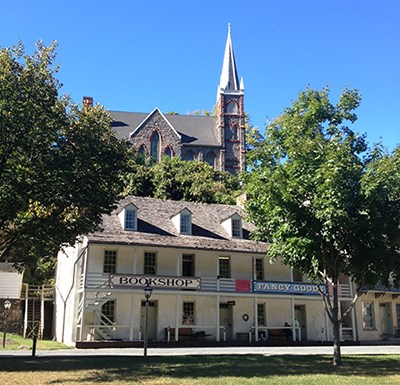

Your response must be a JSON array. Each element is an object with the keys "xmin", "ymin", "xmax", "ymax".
[
  {"xmin": 219, "ymin": 303, "xmax": 233, "ymax": 340},
  {"xmin": 379, "ymin": 303, "xmax": 393, "ymax": 335},
  {"xmin": 294, "ymin": 305, "xmax": 307, "ymax": 341},
  {"xmin": 141, "ymin": 301, "xmax": 158, "ymax": 340}
]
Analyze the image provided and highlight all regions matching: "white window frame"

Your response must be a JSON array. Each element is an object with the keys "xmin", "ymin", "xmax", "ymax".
[
  {"xmin": 180, "ymin": 213, "xmax": 191, "ymax": 234},
  {"xmin": 182, "ymin": 302, "xmax": 195, "ymax": 325},
  {"xmin": 103, "ymin": 250, "xmax": 117, "ymax": 274},
  {"xmin": 125, "ymin": 209, "xmax": 137, "ymax": 231}
]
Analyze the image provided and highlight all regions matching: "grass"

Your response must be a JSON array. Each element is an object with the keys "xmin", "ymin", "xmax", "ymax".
[
  {"xmin": 0, "ymin": 354, "xmax": 399, "ymax": 385},
  {"xmin": 0, "ymin": 333, "xmax": 70, "ymax": 350}
]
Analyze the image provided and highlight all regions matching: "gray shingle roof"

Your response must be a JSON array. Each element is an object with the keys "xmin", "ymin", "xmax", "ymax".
[
  {"xmin": 110, "ymin": 111, "xmax": 219, "ymax": 147},
  {"xmin": 88, "ymin": 196, "xmax": 267, "ymax": 254}
]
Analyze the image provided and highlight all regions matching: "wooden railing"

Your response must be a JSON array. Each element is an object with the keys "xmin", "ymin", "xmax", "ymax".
[{"xmin": 82, "ymin": 273, "xmax": 353, "ymax": 298}]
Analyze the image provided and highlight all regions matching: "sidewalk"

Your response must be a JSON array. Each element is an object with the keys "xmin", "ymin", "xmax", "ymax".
[{"xmin": 1, "ymin": 345, "xmax": 400, "ymax": 357}]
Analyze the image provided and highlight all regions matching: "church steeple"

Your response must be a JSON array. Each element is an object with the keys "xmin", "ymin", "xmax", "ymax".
[
  {"xmin": 216, "ymin": 24, "xmax": 246, "ymax": 175},
  {"xmin": 219, "ymin": 23, "xmax": 241, "ymax": 92}
]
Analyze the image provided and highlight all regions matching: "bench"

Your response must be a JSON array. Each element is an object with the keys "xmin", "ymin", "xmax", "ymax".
[
  {"xmin": 165, "ymin": 327, "xmax": 210, "ymax": 342},
  {"xmin": 268, "ymin": 328, "xmax": 292, "ymax": 340}
]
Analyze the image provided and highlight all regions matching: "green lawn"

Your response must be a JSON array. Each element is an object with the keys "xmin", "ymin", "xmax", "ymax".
[
  {"xmin": 0, "ymin": 333, "xmax": 70, "ymax": 350},
  {"xmin": 0, "ymin": 354, "xmax": 399, "ymax": 385}
]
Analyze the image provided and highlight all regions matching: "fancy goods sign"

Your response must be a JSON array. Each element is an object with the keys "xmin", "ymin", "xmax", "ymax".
[{"xmin": 253, "ymin": 281, "xmax": 325, "ymax": 296}]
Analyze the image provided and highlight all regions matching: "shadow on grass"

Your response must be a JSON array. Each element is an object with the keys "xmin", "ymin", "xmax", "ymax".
[{"xmin": 0, "ymin": 355, "xmax": 399, "ymax": 383}]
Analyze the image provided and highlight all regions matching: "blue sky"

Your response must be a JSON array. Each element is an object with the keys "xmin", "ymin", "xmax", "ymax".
[{"xmin": 2, "ymin": 0, "xmax": 399, "ymax": 150}]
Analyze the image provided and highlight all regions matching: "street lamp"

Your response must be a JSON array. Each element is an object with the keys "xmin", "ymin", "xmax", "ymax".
[
  {"xmin": 2, "ymin": 299, "xmax": 11, "ymax": 349},
  {"xmin": 143, "ymin": 283, "xmax": 153, "ymax": 357}
]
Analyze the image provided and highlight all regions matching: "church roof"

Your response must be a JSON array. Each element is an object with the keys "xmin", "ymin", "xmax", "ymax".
[
  {"xmin": 87, "ymin": 196, "xmax": 268, "ymax": 254},
  {"xmin": 110, "ymin": 110, "xmax": 219, "ymax": 147}
]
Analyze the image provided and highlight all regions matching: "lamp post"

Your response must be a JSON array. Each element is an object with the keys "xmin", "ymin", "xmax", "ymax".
[
  {"xmin": 143, "ymin": 283, "xmax": 153, "ymax": 357},
  {"xmin": 2, "ymin": 299, "xmax": 11, "ymax": 349}
]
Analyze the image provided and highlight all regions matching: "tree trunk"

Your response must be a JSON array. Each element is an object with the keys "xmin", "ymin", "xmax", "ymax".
[{"xmin": 332, "ymin": 282, "xmax": 342, "ymax": 366}]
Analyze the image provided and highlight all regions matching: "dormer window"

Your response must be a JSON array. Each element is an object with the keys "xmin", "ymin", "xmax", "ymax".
[
  {"xmin": 232, "ymin": 218, "xmax": 242, "ymax": 238},
  {"xmin": 180, "ymin": 212, "xmax": 191, "ymax": 234},
  {"xmin": 125, "ymin": 209, "xmax": 137, "ymax": 230},
  {"xmin": 221, "ymin": 213, "xmax": 243, "ymax": 239},
  {"xmin": 171, "ymin": 208, "xmax": 192, "ymax": 235},
  {"xmin": 118, "ymin": 203, "xmax": 138, "ymax": 231}
]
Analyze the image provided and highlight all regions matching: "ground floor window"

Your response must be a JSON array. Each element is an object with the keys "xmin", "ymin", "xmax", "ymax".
[
  {"xmin": 362, "ymin": 301, "xmax": 374, "ymax": 329},
  {"xmin": 182, "ymin": 302, "xmax": 195, "ymax": 325},
  {"xmin": 257, "ymin": 303, "xmax": 266, "ymax": 326},
  {"xmin": 101, "ymin": 300, "xmax": 115, "ymax": 324}
]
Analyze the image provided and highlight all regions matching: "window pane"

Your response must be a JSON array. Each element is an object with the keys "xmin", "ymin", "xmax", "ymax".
[
  {"xmin": 125, "ymin": 209, "xmax": 136, "ymax": 230},
  {"xmin": 180, "ymin": 214, "xmax": 191, "ymax": 234},
  {"xmin": 101, "ymin": 300, "xmax": 115, "ymax": 324},
  {"xmin": 257, "ymin": 303, "xmax": 266, "ymax": 326},
  {"xmin": 182, "ymin": 302, "xmax": 195, "ymax": 325},
  {"xmin": 182, "ymin": 254, "xmax": 195, "ymax": 277},
  {"xmin": 362, "ymin": 301, "xmax": 374, "ymax": 329},
  {"xmin": 219, "ymin": 256, "xmax": 230, "ymax": 278},
  {"xmin": 232, "ymin": 219, "xmax": 241, "ymax": 238},
  {"xmin": 144, "ymin": 252, "xmax": 156, "ymax": 275},
  {"xmin": 104, "ymin": 250, "xmax": 117, "ymax": 274},
  {"xmin": 150, "ymin": 132, "xmax": 160, "ymax": 162},
  {"xmin": 255, "ymin": 258, "xmax": 264, "ymax": 280}
]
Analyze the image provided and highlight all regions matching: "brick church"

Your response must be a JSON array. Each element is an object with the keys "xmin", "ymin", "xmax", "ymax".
[{"xmin": 105, "ymin": 25, "xmax": 246, "ymax": 174}]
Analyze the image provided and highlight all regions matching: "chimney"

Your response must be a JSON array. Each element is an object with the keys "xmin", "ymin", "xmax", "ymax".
[
  {"xmin": 82, "ymin": 96, "xmax": 93, "ymax": 108},
  {"xmin": 236, "ymin": 193, "xmax": 247, "ymax": 208}
]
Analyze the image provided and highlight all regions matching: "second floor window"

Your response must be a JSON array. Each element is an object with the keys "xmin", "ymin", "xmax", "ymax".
[
  {"xmin": 104, "ymin": 250, "xmax": 117, "ymax": 274},
  {"xmin": 219, "ymin": 256, "xmax": 230, "ymax": 278},
  {"xmin": 144, "ymin": 252, "xmax": 156, "ymax": 275},
  {"xmin": 254, "ymin": 258, "xmax": 264, "ymax": 280},
  {"xmin": 182, "ymin": 254, "xmax": 195, "ymax": 277}
]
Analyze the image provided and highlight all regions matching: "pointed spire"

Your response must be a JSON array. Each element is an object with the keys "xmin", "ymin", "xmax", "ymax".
[{"xmin": 219, "ymin": 23, "xmax": 240, "ymax": 91}]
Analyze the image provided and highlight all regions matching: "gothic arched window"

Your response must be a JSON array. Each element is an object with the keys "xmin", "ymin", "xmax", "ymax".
[
  {"xmin": 164, "ymin": 147, "xmax": 173, "ymax": 158},
  {"xmin": 205, "ymin": 152, "xmax": 216, "ymax": 168},
  {"xmin": 150, "ymin": 131, "xmax": 160, "ymax": 162},
  {"xmin": 184, "ymin": 150, "xmax": 195, "ymax": 161},
  {"xmin": 226, "ymin": 101, "xmax": 238, "ymax": 114},
  {"xmin": 138, "ymin": 145, "xmax": 146, "ymax": 158}
]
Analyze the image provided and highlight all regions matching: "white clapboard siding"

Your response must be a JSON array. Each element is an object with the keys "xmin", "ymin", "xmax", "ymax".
[{"xmin": 0, "ymin": 271, "xmax": 24, "ymax": 299}]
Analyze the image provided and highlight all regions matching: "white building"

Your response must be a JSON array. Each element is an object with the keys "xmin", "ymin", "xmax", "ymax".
[{"xmin": 55, "ymin": 196, "xmax": 400, "ymax": 346}]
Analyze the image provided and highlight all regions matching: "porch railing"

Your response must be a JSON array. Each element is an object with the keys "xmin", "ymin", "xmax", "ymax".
[{"xmin": 81, "ymin": 272, "xmax": 353, "ymax": 298}]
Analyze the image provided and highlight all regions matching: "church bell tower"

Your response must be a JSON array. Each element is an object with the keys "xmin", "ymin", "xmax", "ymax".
[{"xmin": 216, "ymin": 24, "xmax": 245, "ymax": 174}]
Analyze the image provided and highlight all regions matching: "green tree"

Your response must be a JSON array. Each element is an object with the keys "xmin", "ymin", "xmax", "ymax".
[
  {"xmin": 123, "ymin": 155, "xmax": 241, "ymax": 204},
  {"xmin": 245, "ymin": 87, "xmax": 400, "ymax": 366},
  {"xmin": 0, "ymin": 41, "xmax": 127, "ymax": 281}
]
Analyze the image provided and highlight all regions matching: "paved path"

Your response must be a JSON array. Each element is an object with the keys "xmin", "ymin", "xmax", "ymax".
[{"xmin": 1, "ymin": 345, "xmax": 400, "ymax": 357}]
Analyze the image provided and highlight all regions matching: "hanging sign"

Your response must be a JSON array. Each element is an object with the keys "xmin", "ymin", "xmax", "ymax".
[
  {"xmin": 253, "ymin": 281, "xmax": 325, "ymax": 296},
  {"xmin": 109, "ymin": 274, "xmax": 201, "ymax": 290}
]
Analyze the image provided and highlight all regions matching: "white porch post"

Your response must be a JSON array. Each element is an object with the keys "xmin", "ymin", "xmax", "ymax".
[
  {"xmin": 175, "ymin": 294, "xmax": 180, "ymax": 341},
  {"xmin": 129, "ymin": 293, "xmax": 135, "ymax": 341},
  {"xmin": 216, "ymin": 295, "xmax": 220, "ymax": 341},
  {"xmin": 132, "ymin": 248, "xmax": 137, "ymax": 274},
  {"xmin": 254, "ymin": 296, "xmax": 258, "ymax": 342},
  {"xmin": 291, "ymin": 297, "xmax": 295, "ymax": 341}
]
